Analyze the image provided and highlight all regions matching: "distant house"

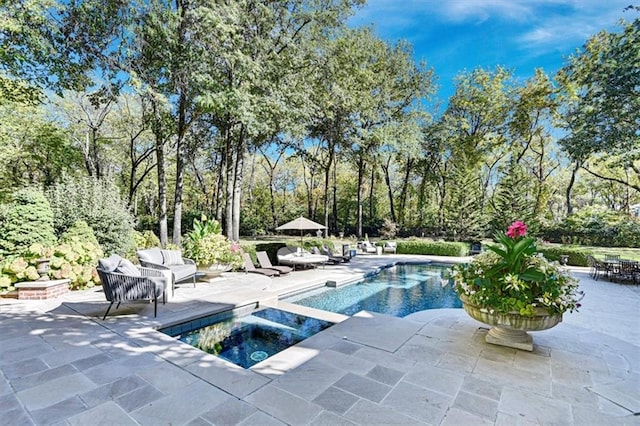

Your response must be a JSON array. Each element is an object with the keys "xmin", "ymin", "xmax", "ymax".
[{"xmin": 630, "ymin": 204, "xmax": 640, "ymax": 217}]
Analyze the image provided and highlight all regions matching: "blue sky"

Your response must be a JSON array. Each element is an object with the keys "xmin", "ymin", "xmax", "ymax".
[{"xmin": 348, "ymin": 0, "xmax": 633, "ymax": 102}]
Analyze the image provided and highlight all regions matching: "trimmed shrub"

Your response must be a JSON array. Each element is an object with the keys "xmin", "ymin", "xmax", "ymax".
[
  {"xmin": 0, "ymin": 240, "xmax": 103, "ymax": 292},
  {"xmin": 0, "ymin": 256, "xmax": 39, "ymax": 292},
  {"xmin": 47, "ymin": 176, "xmax": 136, "ymax": 255},
  {"xmin": 301, "ymin": 238, "xmax": 335, "ymax": 252},
  {"xmin": 255, "ymin": 242, "xmax": 287, "ymax": 264},
  {"xmin": 48, "ymin": 238, "xmax": 103, "ymax": 289},
  {"xmin": 537, "ymin": 245, "xmax": 593, "ymax": 267},
  {"xmin": 397, "ymin": 240, "xmax": 469, "ymax": 257},
  {"xmin": 133, "ymin": 230, "xmax": 161, "ymax": 249},
  {"xmin": 0, "ymin": 188, "xmax": 56, "ymax": 255}
]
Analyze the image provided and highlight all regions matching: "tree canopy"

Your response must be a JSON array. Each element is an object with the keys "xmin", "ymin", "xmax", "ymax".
[{"xmin": 0, "ymin": 1, "xmax": 638, "ymax": 248}]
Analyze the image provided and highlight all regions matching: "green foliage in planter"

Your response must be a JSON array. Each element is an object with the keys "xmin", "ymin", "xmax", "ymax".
[
  {"xmin": 536, "ymin": 245, "xmax": 593, "ymax": 267},
  {"xmin": 47, "ymin": 176, "xmax": 136, "ymax": 256},
  {"xmin": 133, "ymin": 230, "xmax": 161, "ymax": 249},
  {"xmin": 183, "ymin": 217, "xmax": 243, "ymax": 269},
  {"xmin": 0, "ymin": 188, "xmax": 56, "ymax": 255},
  {"xmin": 396, "ymin": 240, "xmax": 469, "ymax": 257}
]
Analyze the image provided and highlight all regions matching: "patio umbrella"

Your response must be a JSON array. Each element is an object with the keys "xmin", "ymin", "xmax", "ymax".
[{"xmin": 275, "ymin": 216, "xmax": 327, "ymax": 245}]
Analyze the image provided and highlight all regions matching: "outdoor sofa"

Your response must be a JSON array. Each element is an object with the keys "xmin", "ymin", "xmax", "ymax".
[{"xmin": 137, "ymin": 247, "xmax": 197, "ymax": 296}]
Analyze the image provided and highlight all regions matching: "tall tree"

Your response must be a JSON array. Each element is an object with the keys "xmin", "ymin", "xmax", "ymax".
[
  {"xmin": 436, "ymin": 67, "xmax": 513, "ymax": 233},
  {"xmin": 557, "ymin": 14, "xmax": 640, "ymax": 194}
]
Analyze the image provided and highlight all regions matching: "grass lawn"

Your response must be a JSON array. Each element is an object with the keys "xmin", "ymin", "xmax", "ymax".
[{"xmin": 568, "ymin": 245, "xmax": 640, "ymax": 261}]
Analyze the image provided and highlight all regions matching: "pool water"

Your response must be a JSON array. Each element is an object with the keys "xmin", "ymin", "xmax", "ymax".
[
  {"xmin": 285, "ymin": 263, "xmax": 461, "ymax": 317},
  {"xmin": 160, "ymin": 308, "xmax": 333, "ymax": 368}
]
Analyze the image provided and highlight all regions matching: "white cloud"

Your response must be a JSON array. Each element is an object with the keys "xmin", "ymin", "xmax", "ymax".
[
  {"xmin": 351, "ymin": 0, "xmax": 632, "ymax": 54},
  {"xmin": 517, "ymin": 2, "xmax": 629, "ymax": 51}
]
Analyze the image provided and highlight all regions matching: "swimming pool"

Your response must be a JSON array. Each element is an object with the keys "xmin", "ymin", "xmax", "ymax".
[
  {"xmin": 285, "ymin": 263, "xmax": 461, "ymax": 317},
  {"xmin": 160, "ymin": 307, "xmax": 333, "ymax": 368}
]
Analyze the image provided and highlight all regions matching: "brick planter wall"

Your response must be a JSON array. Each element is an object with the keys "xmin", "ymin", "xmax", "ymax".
[{"xmin": 15, "ymin": 279, "xmax": 71, "ymax": 300}]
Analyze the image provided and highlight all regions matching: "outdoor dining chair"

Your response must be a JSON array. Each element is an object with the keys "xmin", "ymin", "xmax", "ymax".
[{"xmin": 612, "ymin": 260, "xmax": 640, "ymax": 284}]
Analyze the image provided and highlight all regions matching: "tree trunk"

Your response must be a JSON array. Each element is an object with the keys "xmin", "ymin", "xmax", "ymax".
[
  {"xmin": 566, "ymin": 160, "xmax": 580, "ymax": 215},
  {"xmin": 368, "ymin": 163, "xmax": 375, "ymax": 224},
  {"xmin": 216, "ymin": 141, "xmax": 226, "ymax": 224},
  {"xmin": 172, "ymin": 90, "xmax": 187, "ymax": 246},
  {"xmin": 151, "ymin": 100, "xmax": 168, "ymax": 247},
  {"xmin": 332, "ymin": 158, "xmax": 339, "ymax": 235},
  {"xmin": 356, "ymin": 154, "xmax": 365, "ymax": 238},
  {"xmin": 229, "ymin": 127, "xmax": 245, "ymax": 242},
  {"xmin": 224, "ymin": 129, "xmax": 235, "ymax": 239},
  {"xmin": 398, "ymin": 156, "xmax": 413, "ymax": 226},
  {"xmin": 323, "ymin": 141, "xmax": 335, "ymax": 237},
  {"xmin": 382, "ymin": 155, "xmax": 396, "ymax": 224}
]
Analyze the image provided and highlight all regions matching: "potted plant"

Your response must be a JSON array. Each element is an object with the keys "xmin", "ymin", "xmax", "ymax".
[
  {"xmin": 183, "ymin": 216, "xmax": 243, "ymax": 273},
  {"xmin": 451, "ymin": 221, "xmax": 583, "ymax": 351}
]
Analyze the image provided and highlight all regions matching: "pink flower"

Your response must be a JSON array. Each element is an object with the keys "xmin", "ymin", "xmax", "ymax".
[{"xmin": 506, "ymin": 221, "xmax": 527, "ymax": 238}]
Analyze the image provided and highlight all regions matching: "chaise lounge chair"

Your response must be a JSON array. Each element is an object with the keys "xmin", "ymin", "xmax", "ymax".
[
  {"xmin": 256, "ymin": 251, "xmax": 292, "ymax": 275},
  {"xmin": 312, "ymin": 247, "xmax": 340, "ymax": 264},
  {"xmin": 382, "ymin": 241, "xmax": 397, "ymax": 254},
  {"xmin": 321, "ymin": 245, "xmax": 351, "ymax": 263},
  {"xmin": 242, "ymin": 253, "xmax": 279, "ymax": 277},
  {"xmin": 358, "ymin": 241, "xmax": 377, "ymax": 254}
]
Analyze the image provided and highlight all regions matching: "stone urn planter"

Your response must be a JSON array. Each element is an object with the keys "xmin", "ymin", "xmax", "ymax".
[
  {"xmin": 199, "ymin": 263, "xmax": 232, "ymax": 278},
  {"xmin": 459, "ymin": 294, "xmax": 562, "ymax": 351}
]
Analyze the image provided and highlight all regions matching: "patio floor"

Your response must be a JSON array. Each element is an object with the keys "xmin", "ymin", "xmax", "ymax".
[{"xmin": 1, "ymin": 255, "xmax": 638, "ymax": 425}]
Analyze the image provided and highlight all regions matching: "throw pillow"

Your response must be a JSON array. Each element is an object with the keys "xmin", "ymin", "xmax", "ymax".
[
  {"xmin": 161, "ymin": 249, "xmax": 185, "ymax": 266},
  {"xmin": 98, "ymin": 254, "xmax": 122, "ymax": 272},
  {"xmin": 116, "ymin": 259, "xmax": 141, "ymax": 276}
]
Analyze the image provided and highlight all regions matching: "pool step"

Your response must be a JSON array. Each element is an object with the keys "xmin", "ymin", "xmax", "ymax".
[{"xmin": 261, "ymin": 300, "xmax": 349, "ymax": 324}]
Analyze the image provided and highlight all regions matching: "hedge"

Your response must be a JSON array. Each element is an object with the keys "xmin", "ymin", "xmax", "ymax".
[
  {"xmin": 396, "ymin": 240, "xmax": 469, "ymax": 257},
  {"xmin": 537, "ymin": 245, "xmax": 593, "ymax": 267}
]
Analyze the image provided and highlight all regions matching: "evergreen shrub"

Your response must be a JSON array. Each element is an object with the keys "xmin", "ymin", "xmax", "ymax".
[
  {"xmin": 397, "ymin": 240, "xmax": 469, "ymax": 257},
  {"xmin": 47, "ymin": 176, "xmax": 136, "ymax": 255},
  {"xmin": 0, "ymin": 188, "xmax": 57, "ymax": 255}
]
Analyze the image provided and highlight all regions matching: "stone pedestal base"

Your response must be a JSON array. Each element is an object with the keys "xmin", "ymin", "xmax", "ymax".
[
  {"xmin": 15, "ymin": 279, "xmax": 71, "ymax": 300},
  {"xmin": 486, "ymin": 326, "xmax": 534, "ymax": 351},
  {"xmin": 460, "ymin": 294, "xmax": 562, "ymax": 352}
]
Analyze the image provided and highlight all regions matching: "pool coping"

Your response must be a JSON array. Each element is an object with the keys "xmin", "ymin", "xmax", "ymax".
[{"xmin": 3, "ymin": 254, "xmax": 639, "ymax": 424}]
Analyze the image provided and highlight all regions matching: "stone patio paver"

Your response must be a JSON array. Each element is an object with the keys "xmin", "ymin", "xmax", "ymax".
[{"xmin": 0, "ymin": 255, "xmax": 638, "ymax": 425}]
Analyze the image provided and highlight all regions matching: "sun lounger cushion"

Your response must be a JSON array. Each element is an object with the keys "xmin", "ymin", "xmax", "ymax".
[{"xmin": 277, "ymin": 247, "xmax": 329, "ymax": 267}]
